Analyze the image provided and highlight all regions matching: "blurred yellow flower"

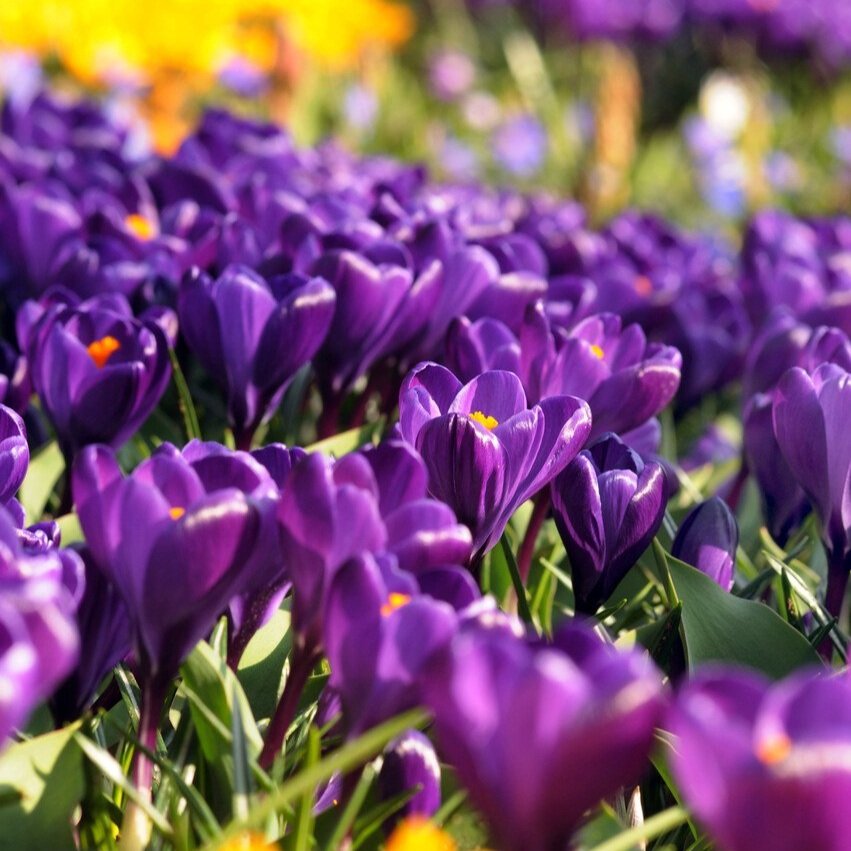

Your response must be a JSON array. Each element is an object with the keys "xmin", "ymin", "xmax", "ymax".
[
  {"xmin": 385, "ymin": 816, "xmax": 458, "ymax": 851},
  {"xmin": 0, "ymin": 0, "xmax": 412, "ymax": 153}
]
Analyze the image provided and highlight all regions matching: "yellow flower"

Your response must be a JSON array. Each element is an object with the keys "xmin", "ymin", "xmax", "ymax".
[{"xmin": 385, "ymin": 817, "xmax": 457, "ymax": 851}]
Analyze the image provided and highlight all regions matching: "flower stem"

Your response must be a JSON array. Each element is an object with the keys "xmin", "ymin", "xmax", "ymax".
[
  {"xmin": 259, "ymin": 645, "xmax": 319, "ymax": 770},
  {"xmin": 119, "ymin": 677, "xmax": 164, "ymax": 851},
  {"xmin": 517, "ymin": 490, "xmax": 550, "ymax": 583}
]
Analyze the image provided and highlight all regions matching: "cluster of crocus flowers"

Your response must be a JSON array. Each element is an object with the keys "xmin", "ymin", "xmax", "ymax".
[{"xmin": 6, "ymin": 88, "xmax": 851, "ymax": 851}]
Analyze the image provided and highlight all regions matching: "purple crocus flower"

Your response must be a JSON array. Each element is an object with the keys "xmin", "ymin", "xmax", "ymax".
[
  {"xmin": 51, "ymin": 544, "xmax": 131, "ymax": 723},
  {"xmin": 0, "ymin": 507, "xmax": 79, "ymax": 745},
  {"xmin": 72, "ymin": 441, "xmax": 278, "ymax": 685},
  {"xmin": 743, "ymin": 393, "xmax": 809, "ymax": 546},
  {"xmin": 672, "ymin": 497, "xmax": 739, "ymax": 591},
  {"xmin": 0, "ymin": 339, "xmax": 31, "ymax": 416},
  {"xmin": 447, "ymin": 306, "xmax": 682, "ymax": 439},
  {"xmin": 772, "ymin": 363, "xmax": 851, "ymax": 616},
  {"xmin": 668, "ymin": 668, "xmax": 851, "ymax": 851},
  {"xmin": 178, "ymin": 264, "xmax": 336, "ymax": 449},
  {"xmin": 323, "ymin": 552, "xmax": 458, "ymax": 735},
  {"xmin": 19, "ymin": 291, "xmax": 173, "ymax": 461},
  {"xmin": 398, "ymin": 363, "xmax": 592, "ymax": 559},
  {"xmin": 422, "ymin": 620, "xmax": 666, "ymax": 851},
  {"xmin": 378, "ymin": 731, "xmax": 442, "ymax": 827},
  {"xmin": 551, "ymin": 433, "xmax": 668, "ymax": 613},
  {"xmin": 0, "ymin": 404, "xmax": 28, "ymax": 507}
]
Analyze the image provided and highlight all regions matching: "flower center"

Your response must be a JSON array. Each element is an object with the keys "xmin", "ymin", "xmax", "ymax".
[
  {"xmin": 385, "ymin": 816, "xmax": 457, "ymax": 851},
  {"xmin": 219, "ymin": 832, "xmax": 279, "ymax": 851},
  {"xmin": 169, "ymin": 506, "xmax": 186, "ymax": 520},
  {"xmin": 756, "ymin": 732, "xmax": 792, "ymax": 765},
  {"xmin": 125, "ymin": 212, "xmax": 157, "ymax": 241},
  {"xmin": 634, "ymin": 274, "xmax": 653, "ymax": 296},
  {"xmin": 469, "ymin": 411, "xmax": 499, "ymax": 430},
  {"xmin": 590, "ymin": 344, "xmax": 604, "ymax": 359},
  {"xmin": 86, "ymin": 335, "xmax": 121, "ymax": 369},
  {"xmin": 380, "ymin": 592, "xmax": 412, "ymax": 617}
]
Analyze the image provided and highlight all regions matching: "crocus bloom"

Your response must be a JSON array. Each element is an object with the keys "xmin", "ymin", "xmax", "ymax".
[
  {"xmin": 19, "ymin": 291, "xmax": 173, "ymax": 460},
  {"xmin": 178, "ymin": 265, "xmax": 336, "ymax": 449},
  {"xmin": 378, "ymin": 731, "xmax": 442, "ymax": 826},
  {"xmin": 323, "ymin": 552, "xmax": 458, "ymax": 735},
  {"xmin": 669, "ymin": 668, "xmax": 851, "ymax": 851},
  {"xmin": 672, "ymin": 497, "xmax": 739, "ymax": 591},
  {"xmin": 447, "ymin": 306, "xmax": 682, "ymax": 439},
  {"xmin": 423, "ymin": 620, "xmax": 666, "ymax": 851},
  {"xmin": 398, "ymin": 363, "xmax": 592, "ymax": 558},
  {"xmin": 0, "ymin": 508, "xmax": 80, "ymax": 744},
  {"xmin": 743, "ymin": 394, "xmax": 808, "ymax": 545},
  {"xmin": 0, "ymin": 404, "xmax": 28, "ymax": 506},
  {"xmin": 551, "ymin": 433, "xmax": 668, "ymax": 613},
  {"xmin": 772, "ymin": 363, "xmax": 851, "ymax": 614},
  {"xmin": 72, "ymin": 441, "xmax": 278, "ymax": 685},
  {"xmin": 51, "ymin": 544, "xmax": 131, "ymax": 723}
]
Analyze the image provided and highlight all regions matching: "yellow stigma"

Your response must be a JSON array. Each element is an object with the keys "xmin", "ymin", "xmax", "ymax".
[
  {"xmin": 470, "ymin": 411, "xmax": 499, "ymax": 430},
  {"xmin": 219, "ymin": 831, "xmax": 278, "ymax": 851},
  {"xmin": 385, "ymin": 817, "xmax": 457, "ymax": 851},
  {"xmin": 86, "ymin": 335, "xmax": 121, "ymax": 369},
  {"xmin": 590, "ymin": 344, "xmax": 604, "ymax": 359},
  {"xmin": 380, "ymin": 592, "xmax": 412, "ymax": 617},
  {"xmin": 756, "ymin": 732, "xmax": 792, "ymax": 765},
  {"xmin": 169, "ymin": 506, "xmax": 186, "ymax": 520},
  {"xmin": 125, "ymin": 213, "xmax": 157, "ymax": 241}
]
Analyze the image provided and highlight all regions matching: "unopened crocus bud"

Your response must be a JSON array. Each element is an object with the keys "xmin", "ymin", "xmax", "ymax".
[
  {"xmin": 672, "ymin": 497, "xmax": 739, "ymax": 591},
  {"xmin": 552, "ymin": 433, "xmax": 668, "ymax": 613}
]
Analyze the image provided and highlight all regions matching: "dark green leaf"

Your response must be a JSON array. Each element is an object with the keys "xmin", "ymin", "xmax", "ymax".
[{"xmin": 667, "ymin": 553, "xmax": 821, "ymax": 678}]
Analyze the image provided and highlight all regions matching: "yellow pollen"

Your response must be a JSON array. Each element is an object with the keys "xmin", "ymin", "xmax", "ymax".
[
  {"xmin": 470, "ymin": 411, "xmax": 499, "ymax": 430},
  {"xmin": 590, "ymin": 344, "xmax": 605, "ymax": 359},
  {"xmin": 756, "ymin": 732, "xmax": 793, "ymax": 765},
  {"xmin": 634, "ymin": 274, "xmax": 653, "ymax": 296},
  {"xmin": 86, "ymin": 335, "xmax": 121, "ymax": 369},
  {"xmin": 385, "ymin": 817, "xmax": 457, "ymax": 851},
  {"xmin": 125, "ymin": 212, "xmax": 157, "ymax": 241},
  {"xmin": 219, "ymin": 832, "xmax": 278, "ymax": 851},
  {"xmin": 380, "ymin": 592, "xmax": 412, "ymax": 617},
  {"xmin": 169, "ymin": 506, "xmax": 185, "ymax": 520}
]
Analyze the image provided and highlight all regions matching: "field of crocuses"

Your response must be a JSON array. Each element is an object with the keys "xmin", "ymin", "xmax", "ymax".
[{"xmin": 4, "ymin": 3, "xmax": 851, "ymax": 851}]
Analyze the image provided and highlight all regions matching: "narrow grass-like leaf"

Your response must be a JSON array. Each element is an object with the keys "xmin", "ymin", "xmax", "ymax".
[
  {"xmin": 74, "ymin": 733, "xmax": 173, "ymax": 839},
  {"xmin": 208, "ymin": 708, "xmax": 428, "ymax": 847},
  {"xmin": 169, "ymin": 349, "xmax": 201, "ymax": 442},
  {"xmin": 305, "ymin": 420, "xmax": 385, "ymax": 457},
  {"xmin": 292, "ymin": 727, "xmax": 321, "ymax": 851},
  {"xmin": 587, "ymin": 806, "xmax": 689, "ymax": 851},
  {"xmin": 322, "ymin": 764, "xmax": 376, "ymax": 851},
  {"xmin": 499, "ymin": 534, "xmax": 533, "ymax": 624}
]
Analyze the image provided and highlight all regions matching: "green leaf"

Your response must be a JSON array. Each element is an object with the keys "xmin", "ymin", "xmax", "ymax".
[
  {"xmin": 237, "ymin": 608, "xmax": 292, "ymax": 722},
  {"xmin": 499, "ymin": 534, "xmax": 533, "ymax": 624},
  {"xmin": 305, "ymin": 421, "xmax": 384, "ymax": 458},
  {"xmin": 19, "ymin": 440, "xmax": 64, "ymax": 521},
  {"xmin": 74, "ymin": 733, "xmax": 173, "ymax": 839},
  {"xmin": 585, "ymin": 805, "xmax": 689, "ymax": 851},
  {"xmin": 208, "ymin": 708, "xmax": 428, "ymax": 847},
  {"xmin": 667, "ymin": 553, "xmax": 821, "ymax": 678},
  {"xmin": 182, "ymin": 643, "xmax": 263, "ymax": 761},
  {"xmin": 169, "ymin": 348, "xmax": 202, "ymax": 442},
  {"xmin": 0, "ymin": 723, "xmax": 84, "ymax": 850},
  {"xmin": 56, "ymin": 513, "xmax": 83, "ymax": 546}
]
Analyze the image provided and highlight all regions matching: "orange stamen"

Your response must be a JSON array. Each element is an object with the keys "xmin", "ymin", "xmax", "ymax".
[
  {"xmin": 125, "ymin": 212, "xmax": 157, "ymax": 241},
  {"xmin": 470, "ymin": 411, "xmax": 499, "ymax": 430},
  {"xmin": 756, "ymin": 732, "xmax": 792, "ymax": 765},
  {"xmin": 169, "ymin": 507, "xmax": 185, "ymax": 520},
  {"xmin": 634, "ymin": 275, "xmax": 653, "ymax": 296},
  {"xmin": 86, "ymin": 335, "xmax": 121, "ymax": 369},
  {"xmin": 380, "ymin": 592, "xmax": 412, "ymax": 617},
  {"xmin": 590, "ymin": 344, "xmax": 604, "ymax": 359}
]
